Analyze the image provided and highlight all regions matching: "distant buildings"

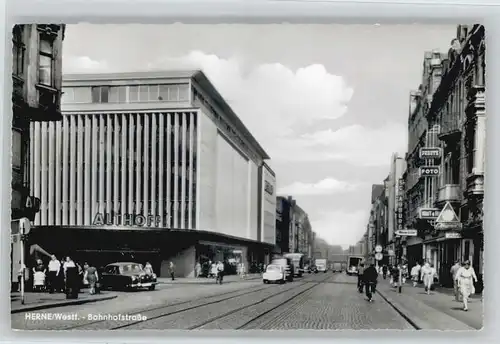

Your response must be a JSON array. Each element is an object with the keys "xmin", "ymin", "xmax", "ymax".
[{"xmin": 275, "ymin": 196, "xmax": 314, "ymax": 260}]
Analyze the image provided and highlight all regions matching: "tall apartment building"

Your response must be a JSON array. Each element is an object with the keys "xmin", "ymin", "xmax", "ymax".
[
  {"xmin": 425, "ymin": 25, "xmax": 485, "ymax": 290},
  {"xmin": 402, "ymin": 50, "xmax": 446, "ymax": 269}
]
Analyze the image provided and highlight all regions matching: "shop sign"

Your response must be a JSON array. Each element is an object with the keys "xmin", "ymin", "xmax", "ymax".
[
  {"xmin": 265, "ymin": 181, "xmax": 274, "ymax": 195},
  {"xmin": 92, "ymin": 213, "xmax": 163, "ymax": 227},
  {"xmin": 396, "ymin": 178, "xmax": 405, "ymax": 231},
  {"xmin": 445, "ymin": 232, "xmax": 462, "ymax": 239},
  {"xmin": 419, "ymin": 166, "xmax": 441, "ymax": 177},
  {"xmin": 419, "ymin": 147, "xmax": 442, "ymax": 159},
  {"xmin": 232, "ymin": 250, "xmax": 243, "ymax": 254},
  {"xmin": 388, "ymin": 249, "xmax": 395, "ymax": 256},
  {"xmin": 434, "ymin": 202, "xmax": 462, "ymax": 231},
  {"xmin": 419, "ymin": 208, "xmax": 440, "ymax": 220}
]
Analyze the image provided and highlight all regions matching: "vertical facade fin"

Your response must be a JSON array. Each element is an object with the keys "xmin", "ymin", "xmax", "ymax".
[
  {"xmin": 158, "ymin": 113, "xmax": 165, "ymax": 227},
  {"xmin": 113, "ymin": 115, "xmax": 120, "ymax": 224},
  {"xmin": 55, "ymin": 121, "xmax": 62, "ymax": 225},
  {"xmin": 47, "ymin": 122, "xmax": 55, "ymax": 224},
  {"xmin": 98, "ymin": 115, "xmax": 105, "ymax": 214},
  {"xmin": 69, "ymin": 116, "xmax": 77, "ymax": 225},
  {"xmin": 173, "ymin": 113, "xmax": 179, "ymax": 228},
  {"xmin": 188, "ymin": 112, "xmax": 195, "ymax": 229},
  {"xmin": 84, "ymin": 115, "xmax": 92, "ymax": 225},
  {"xmin": 143, "ymin": 114, "xmax": 150, "ymax": 218},
  {"xmin": 62, "ymin": 117, "xmax": 69, "ymax": 225},
  {"xmin": 106, "ymin": 114, "xmax": 113, "ymax": 215},
  {"xmin": 121, "ymin": 114, "xmax": 128, "ymax": 224},
  {"xmin": 40, "ymin": 122, "xmax": 48, "ymax": 225},
  {"xmin": 180, "ymin": 112, "xmax": 187, "ymax": 229},
  {"xmin": 91, "ymin": 115, "xmax": 99, "ymax": 222},
  {"xmin": 135, "ymin": 115, "xmax": 142, "ymax": 215},
  {"xmin": 128, "ymin": 114, "xmax": 135, "ymax": 215},
  {"xmin": 76, "ymin": 115, "xmax": 84, "ymax": 225},
  {"xmin": 151, "ymin": 113, "xmax": 157, "ymax": 223},
  {"xmin": 166, "ymin": 113, "xmax": 172, "ymax": 228}
]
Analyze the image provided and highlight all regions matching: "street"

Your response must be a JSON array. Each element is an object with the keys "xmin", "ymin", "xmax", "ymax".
[{"xmin": 12, "ymin": 272, "xmax": 476, "ymax": 330}]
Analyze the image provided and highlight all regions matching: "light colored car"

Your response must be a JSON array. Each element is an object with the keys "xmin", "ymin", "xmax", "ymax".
[{"xmin": 263, "ymin": 264, "xmax": 286, "ymax": 284}]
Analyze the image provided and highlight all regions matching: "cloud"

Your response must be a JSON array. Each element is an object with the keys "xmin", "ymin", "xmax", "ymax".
[
  {"xmin": 149, "ymin": 51, "xmax": 354, "ymax": 141},
  {"xmin": 278, "ymin": 178, "xmax": 362, "ymax": 196},
  {"xmin": 272, "ymin": 122, "xmax": 407, "ymax": 166},
  {"xmin": 311, "ymin": 210, "xmax": 369, "ymax": 248},
  {"xmin": 63, "ymin": 56, "xmax": 109, "ymax": 73}
]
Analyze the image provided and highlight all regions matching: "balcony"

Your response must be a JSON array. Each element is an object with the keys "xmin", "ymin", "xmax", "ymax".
[
  {"xmin": 466, "ymin": 173, "xmax": 484, "ymax": 197},
  {"xmin": 436, "ymin": 184, "xmax": 461, "ymax": 205},
  {"xmin": 438, "ymin": 111, "xmax": 462, "ymax": 142}
]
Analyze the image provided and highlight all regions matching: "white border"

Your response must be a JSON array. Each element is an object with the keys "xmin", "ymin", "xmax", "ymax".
[{"xmin": 1, "ymin": 0, "xmax": 498, "ymax": 343}]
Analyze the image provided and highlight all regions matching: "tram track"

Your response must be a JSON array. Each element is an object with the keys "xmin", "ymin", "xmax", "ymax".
[
  {"xmin": 117, "ymin": 273, "xmax": 333, "ymax": 330},
  {"xmin": 65, "ymin": 282, "xmax": 271, "ymax": 330}
]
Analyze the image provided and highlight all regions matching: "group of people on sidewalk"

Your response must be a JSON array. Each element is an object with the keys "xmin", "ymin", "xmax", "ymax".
[
  {"xmin": 407, "ymin": 259, "xmax": 478, "ymax": 312},
  {"xmin": 18, "ymin": 255, "xmax": 100, "ymax": 298}
]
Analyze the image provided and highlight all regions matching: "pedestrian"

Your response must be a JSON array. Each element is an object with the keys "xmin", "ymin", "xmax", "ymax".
[
  {"xmin": 364, "ymin": 261, "xmax": 378, "ymax": 302},
  {"xmin": 450, "ymin": 260, "xmax": 462, "ymax": 301},
  {"xmin": 410, "ymin": 262, "xmax": 421, "ymax": 287},
  {"xmin": 357, "ymin": 263, "xmax": 365, "ymax": 293},
  {"xmin": 82, "ymin": 262, "xmax": 90, "ymax": 289},
  {"xmin": 382, "ymin": 264, "xmax": 388, "ymax": 279},
  {"xmin": 144, "ymin": 262, "xmax": 154, "ymax": 276},
  {"xmin": 169, "ymin": 261, "xmax": 175, "ymax": 281},
  {"xmin": 32, "ymin": 259, "xmax": 46, "ymax": 292},
  {"xmin": 455, "ymin": 260, "xmax": 478, "ymax": 311},
  {"xmin": 47, "ymin": 255, "xmax": 61, "ymax": 294},
  {"xmin": 391, "ymin": 265, "xmax": 400, "ymax": 288},
  {"xmin": 63, "ymin": 256, "xmax": 79, "ymax": 299},
  {"xmin": 84, "ymin": 263, "xmax": 99, "ymax": 295},
  {"xmin": 421, "ymin": 261, "xmax": 434, "ymax": 295},
  {"xmin": 194, "ymin": 262, "xmax": 201, "ymax": 278},
  {"xmin": 216, "ymin": 261, "xmax": 225, "ymax": 284},
  {"xmin": 210, "ymin": 262, "xmax": 217, "ymax": 278}
]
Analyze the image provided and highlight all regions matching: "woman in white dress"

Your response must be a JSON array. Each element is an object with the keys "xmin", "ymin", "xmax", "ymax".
[
  {"xmin": 421, "ymin": 262, "xmax": 435, "ymax": 294},
  {"xmin": 456, "ymin": 260, "xmax": 478, "ymax": 311}
]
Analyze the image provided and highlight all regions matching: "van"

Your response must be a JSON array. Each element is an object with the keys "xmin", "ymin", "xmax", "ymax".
[{"xmin": 270, "ymin": 257, "xmax": 294, "ymax": 282}]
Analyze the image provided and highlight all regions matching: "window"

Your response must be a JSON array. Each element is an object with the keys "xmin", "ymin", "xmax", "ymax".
[
  {"xmin": 91, "ymin": 86, "xmax": 110, "ymax": 103},
  {"xmin": 139, "ymin": 86, "xmax": 149, "ymax": 102},
  {"xmin": 38, "ymin": 37, "xmax": 54, "ymax": 86},
  {"xmin": 12, "ymin": 25, "xmax": 24, "ymax": 76},
  {"xmin": 12, "ymin": 130, "xmax": 22, "ymax": 170},
  {"xmin": 129, "ymin": 86, "xmax": 139, "ymax": 102},
  {"xmin": 108, "ymin": 86, "xmax": 127, "ymax": 103},
  {"xmin": 74, "ymin": 87, "xmax": 92, "ymax": 103},
  {"xmin": 149, "ymin": 85, "xmax": 159, "ymax": 101}
]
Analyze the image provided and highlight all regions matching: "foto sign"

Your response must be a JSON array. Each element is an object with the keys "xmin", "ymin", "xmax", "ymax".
[
  {"xmin": 375, "ymin": 245, "xmax": 382, "ymax": 253},
  {"xmin": 419, "ymin": 147, "xmax": 442, "ymax": 159},
  {"xmin": 395, "ymin": 229, "xmax": 418, "ymax": 236},
  {"xmin": 419, "ymin": 166, "xmax": 440, "ymax": 177},
  {"xmin": 419, "ymin": 208, "xmax": 440, "ymax": 220}
]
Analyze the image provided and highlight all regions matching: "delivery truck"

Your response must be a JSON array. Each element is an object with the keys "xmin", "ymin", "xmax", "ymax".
[
  {"xmin": 315, "ymin": 259, "xmax": 327, "ymax": 273},
  {"xmin": 331, "ymin": 262, "xmax": 343, "ymax": 273},
  {"xmin": 346, "ymin": 256, "xmax": 364, "ymax": 276}
]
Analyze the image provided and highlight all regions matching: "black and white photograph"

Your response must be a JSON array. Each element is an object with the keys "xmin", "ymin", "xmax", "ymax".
[{"xmin": 10, "ymin": 23, "xmax": 485, "ymax": 330}]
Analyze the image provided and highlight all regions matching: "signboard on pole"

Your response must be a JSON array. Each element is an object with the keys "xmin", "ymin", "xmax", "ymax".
[
  {"xmin": 419, "ymin": 166, "xmax": 440, "ymax": 178},
  {"xmin": 374, "ymin": 252, "xmax": 383, "ymax": 261},
  {"xmin": 419, "ymin": 147, "xmax": 442, "ymax": 159},
  {"xmin": 419, "ymin": 208, "xmax": 440, "ymax": 220},
  {"xmin": 396, "ymin": 178, "xmax": 405, "ymax": 232},
  {"xmin": 375, "ymin": 245, "xmax": 382, "ymax": 253},
  {"xmin": 395, "ymin": 229, "xmax": 418, "ymax": 236},
  {"xmin": 434, "ymin": 202, "xmax": 462, "ymax": 231}
]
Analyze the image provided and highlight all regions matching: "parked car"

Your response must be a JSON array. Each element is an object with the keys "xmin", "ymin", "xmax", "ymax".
[
  {"xmin": 100, "ymin": 262, "xmax": 157, "ymax": 291},
  {"xmin": 263, "ymin": 264, "xmax": 286, "ymax": 284}
]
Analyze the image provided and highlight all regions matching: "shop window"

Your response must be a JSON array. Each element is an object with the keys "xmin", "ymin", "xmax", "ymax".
[{"xmin": 38, "ymin": 37, "xmax": 54, "ymax": 86}]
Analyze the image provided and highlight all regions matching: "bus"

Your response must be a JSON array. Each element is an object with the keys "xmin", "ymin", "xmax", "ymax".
[{"xmin": 283, "ymin": 253, "xmax": 305, "ymax": 277}]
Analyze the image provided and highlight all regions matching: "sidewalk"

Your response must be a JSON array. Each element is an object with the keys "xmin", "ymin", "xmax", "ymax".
[
  {"xmin": 158, "ymin": 273, "xmax": 262, "ymax": 285},
  {"xmin": 11, "ymin": 291, "xmax": 118, "ymax": 314},
  {"xmin": 376, "ymin": 280, "xmax": 482, "ymax": 330}
]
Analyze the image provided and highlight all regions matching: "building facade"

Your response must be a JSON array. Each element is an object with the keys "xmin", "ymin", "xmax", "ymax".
[
  {"xmin": 12, "ymin": 24, "xmax": 65, "ymax": 220},
  {"xmin": 11, "ymin": 24, "xmax": 65, "ymax": 288},
  {"xmin": 424, "ymin": 25, "xmax": 485, "ymax": 290},
  {"xmin": 275, "ymin": 196, "xmax": 313, "ymax": 260},
  {"xmin": 28, "ymin": 70, "xmax": 276, "ymax": 277}
]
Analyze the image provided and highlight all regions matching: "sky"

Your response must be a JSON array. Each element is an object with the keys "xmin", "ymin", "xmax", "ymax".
[{"xmin": 62, "ymin": 24, "xmax": 457, "ymax": 249}]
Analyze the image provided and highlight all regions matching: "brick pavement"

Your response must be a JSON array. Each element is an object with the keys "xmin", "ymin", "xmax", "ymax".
[
  {"xmin": 242, "ymin": 274, "xmax": 414, "ymax": 330},
  {"xmin": 12, "ymin": 279, "xmax": 263, "ymax": 330},
  {"xmin": 376, "ymin": 280, "xmax": 479, "ymax": 330}
]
